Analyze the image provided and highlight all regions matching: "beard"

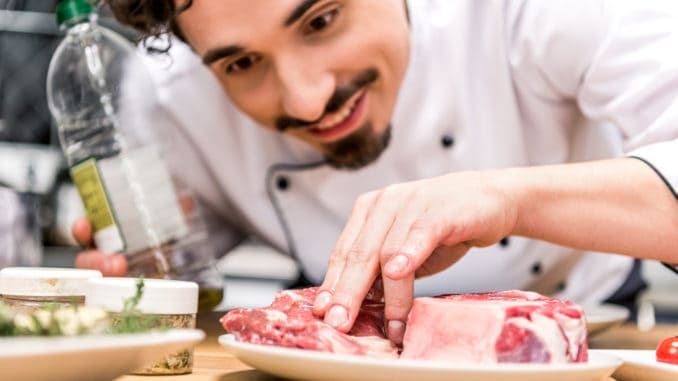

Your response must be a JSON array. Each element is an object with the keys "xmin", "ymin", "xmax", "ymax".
[
  {"xmin": 322, "ymin": 122, "xmax": 392, "ymax": 170},
  {"xmin": 273, "ymin": 67, "xmax": 391, "ymax": 170}
]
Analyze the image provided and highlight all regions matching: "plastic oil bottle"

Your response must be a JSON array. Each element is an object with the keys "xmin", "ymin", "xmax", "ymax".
[{"xmin": 46, "ymin": 0, "xmax": 223, "ymax": 312}]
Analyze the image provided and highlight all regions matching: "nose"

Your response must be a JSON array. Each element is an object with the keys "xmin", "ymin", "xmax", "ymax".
[{"xmin": 274, "ymin": 53, "xmax": 335, "ymax": 123}]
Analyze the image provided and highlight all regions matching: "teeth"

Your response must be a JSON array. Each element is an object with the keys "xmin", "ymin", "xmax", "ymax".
[{"xmin": 316, "ymin": 98, "xmax": 357, "ymax": 130}]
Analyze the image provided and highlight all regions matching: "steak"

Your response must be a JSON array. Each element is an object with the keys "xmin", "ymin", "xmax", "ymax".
[
  {"xmin": 220, "ymin": 287, "xmax": 398, "ymax": 358},
  {"xmin": 400, "ymin": 290, "xmax": 588, "ymax": 363},
  {"xmin": 221, "ymin": 288, "xmax": 588, "ymax": 364}
]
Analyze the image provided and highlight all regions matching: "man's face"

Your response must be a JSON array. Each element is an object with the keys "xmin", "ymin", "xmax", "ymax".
[{"xmin": 176, "ymin": 0, "xmax": 410, "ymax": 169}]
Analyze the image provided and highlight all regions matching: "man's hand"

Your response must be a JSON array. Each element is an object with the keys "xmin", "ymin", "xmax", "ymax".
[
  {"xmin": 311, "ymin": 170, "xmax": 519, "ymax": 345},
  {"xmin": 72, "ymin": 217, "xmax": 127, "ymax": 277}
]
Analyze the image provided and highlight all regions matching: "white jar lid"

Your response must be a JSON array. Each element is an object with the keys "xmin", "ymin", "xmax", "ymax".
[
  {"xmin": 0, "ymin": 267, "xmax": 103, "ymax": 297},
  {"xmin": 85, "ymin": 277, "xmax": 198, "ymax": 314}
]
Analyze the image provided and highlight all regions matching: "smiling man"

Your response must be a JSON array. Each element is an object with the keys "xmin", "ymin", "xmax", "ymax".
[
  {"xmin": 76, "ymin": 0, "xmax": 678, "ymax": 344},
  {"xmin": 173, "ymin": 0, "xmax": 409, "ymax": 169}
]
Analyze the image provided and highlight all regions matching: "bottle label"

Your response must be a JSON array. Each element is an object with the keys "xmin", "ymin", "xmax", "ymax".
[
  {"xmin": 96, "ymin": 145, "xmax": 188, "ymax": 254},
  {"xmin": 71, "ymin": 145, "xmax": 188, "ymax": 255},
  {"xmin": 70, "ymin": 159, "xmax": 125, "ymax": 253}
]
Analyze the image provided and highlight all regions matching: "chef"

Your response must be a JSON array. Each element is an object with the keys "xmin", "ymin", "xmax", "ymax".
[{"xmin": 75, "ymin": 0, "xmax": 678, "ymax": 344}]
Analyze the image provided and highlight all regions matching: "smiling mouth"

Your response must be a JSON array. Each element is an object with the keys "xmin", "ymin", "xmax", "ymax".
[{"xmin": 307, "ymin": 89, "xmax": 367, "ymax": 141}]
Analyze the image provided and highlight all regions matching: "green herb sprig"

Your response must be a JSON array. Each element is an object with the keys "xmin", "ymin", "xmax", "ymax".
[{"xmin": 108, "ymin": 276, "xmax": 162, "ymax": 334}]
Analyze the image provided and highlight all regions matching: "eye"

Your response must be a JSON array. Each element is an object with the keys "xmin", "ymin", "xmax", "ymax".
[
  {"xmin": 303, "ymin": 8, "xmax": 339, "ymax": 35},
  {"xmin": 225, "ymin": 55, "xmax": 262, "ymax": 74}
]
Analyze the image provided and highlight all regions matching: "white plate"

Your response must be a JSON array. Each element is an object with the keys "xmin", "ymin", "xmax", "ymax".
[
  {"xmin": 584, "ymin": 304, "xmax": 630, "ymax": 336},
  {"xmin": 598, "ymin": 350, "xmax": 678, "ymax": 381},
  {"xmin": 219, "ymin": 334, "xmax": 622, "ymax": 381},
  {"xmin": 0, "ymin": 328, "xmax": 205, "ymax": 381}
]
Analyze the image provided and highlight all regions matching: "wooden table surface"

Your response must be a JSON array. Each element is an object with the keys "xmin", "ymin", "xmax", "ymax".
[{"xmin": 116, "ymin": 312, "xmax": 677, "ymax": 381}]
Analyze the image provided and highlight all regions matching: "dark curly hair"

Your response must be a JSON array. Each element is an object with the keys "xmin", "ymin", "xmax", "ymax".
[{"xmin": 105, "ymin": 0, "xmax": 193, "ymax": 51}]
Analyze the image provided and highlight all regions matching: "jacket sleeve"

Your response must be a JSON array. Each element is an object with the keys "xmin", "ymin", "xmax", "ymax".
[
  {"xmin": 507, "ymin": 0, "xmax": 678, "ymax": 198},
  {"xmin": 507, "ymin": 0, "xmax": 678, "ymax": 269}
]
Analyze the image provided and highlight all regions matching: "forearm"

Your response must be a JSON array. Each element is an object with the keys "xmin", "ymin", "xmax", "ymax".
[{"xmin": 506, "ymin": 158, "xmax": 678, "ymax": 263}]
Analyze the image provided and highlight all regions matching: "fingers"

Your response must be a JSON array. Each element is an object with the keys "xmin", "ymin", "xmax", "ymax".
[
  {"xmin": 313, "ymin": 192, "xmax": 378, "ymax": 316},
  {"xmin": 382, "ymin": 272, "xmax": 413, "ymax": 345},
  {"xmin": 381, "ymin": 243, "xmax": 469, "ymax": 345},
  {"xmin": 71, "ymin": 217, "xmax": 93, "ymax": 247},
  {"xmin": 315, "ymin": 181, "xmax": 475, "ymax": 339},
  {"xmin": 72, "ymin": 217, "xmax": 128, "ymax": 277},
  {"xmin": 325, "ymin": 211, "xmax": 397, "ymax": 331},
  {"xmin": 75, "ymin": 250, "xmax": 128, "ymax": 277},
  {"xmin": 319, "ymin": 190, "xmax": 401, "ymax": 333},
  {"xmin": 379, "ymin": 208, "xmax": 433, "ymax": 344}
]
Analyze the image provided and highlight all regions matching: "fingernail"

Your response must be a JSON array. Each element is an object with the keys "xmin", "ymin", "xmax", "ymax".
[
  {"xmin": 387, "ymin": 320, "xmax": 406, "ymax": 345},
  {"xmin": 325, "ymin": 305, "xmax": 348, "ymax": 328},
  {"xmin": 385, "ymin": 254, "xmax": 409, "ymax": 276},
  {"xmin": 314, "ymin": 291, "xmax": 332, "ymax": 311}
]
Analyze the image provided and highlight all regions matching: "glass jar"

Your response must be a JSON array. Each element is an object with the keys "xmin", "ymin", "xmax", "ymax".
[
  {"xmin": 85, "ymin": 277, "xmax": 199, "ymax": 375},
  {"xmin": 0, "ymin": 267, "xmax": 102, "ymax": 313}
]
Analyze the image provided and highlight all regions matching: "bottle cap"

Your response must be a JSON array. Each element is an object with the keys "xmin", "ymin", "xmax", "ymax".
[
  {"xmin": 56, "ymin": 0, "xmax": 94, "ymax": 27},
  {"xmin": 0, "ymin": 267, "xmax": 103, "ymax": 296},
  {"xmin": 85, "ymin": 277, "xmax": 199, "ymax": 314}
]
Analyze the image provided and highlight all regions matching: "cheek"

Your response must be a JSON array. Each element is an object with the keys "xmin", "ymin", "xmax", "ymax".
[
  {"xmin": 346, "ymin": 2, "xmax": 410, "ymax": 73},
  {"xmin": 365, "ymin": 39, "xmax": 410, "ymax": 124},
  {"xmin": 217, "ymin": 76, "xmax": 279, "ymax": 127},
  {"xmin": 375, "ymin": 26, "xmax": 410, "ymax": 85}
]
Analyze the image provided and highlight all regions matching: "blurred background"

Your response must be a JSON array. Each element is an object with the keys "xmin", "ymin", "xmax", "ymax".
[
  {"xmin": 0, "ymin": 0, "xmax": 137, "ymax": 249},
  {"xmin": 0, "ymin": 1, "xmax": 675, "ymax": 321}
]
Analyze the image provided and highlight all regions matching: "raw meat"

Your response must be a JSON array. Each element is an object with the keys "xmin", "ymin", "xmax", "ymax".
[
  {"xmin": 220, "ymin": 287, "xmax": 398, "ymax": 358},
  {"xmin": 400, "ymin": 290, "xmax": 588, "ymax": 363},
  {"xmin": 221, "ymin": 288, "xmax": 588, "ymax": 364}
]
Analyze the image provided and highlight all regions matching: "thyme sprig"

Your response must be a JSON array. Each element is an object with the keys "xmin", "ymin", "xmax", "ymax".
[{"xmin": 109, "ymin": 276, "xmax": 162, "ymax": 334}]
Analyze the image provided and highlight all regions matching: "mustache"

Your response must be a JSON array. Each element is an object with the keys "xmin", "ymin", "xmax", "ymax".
[{"xmin": 275, "ymin": 68, "xmax": 379, "ymax": 132}]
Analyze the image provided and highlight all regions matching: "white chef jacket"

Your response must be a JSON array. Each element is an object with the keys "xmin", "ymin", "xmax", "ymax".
[{"xmin": 124, "ymin": 0, "xmax": 678, "ymax": 305}]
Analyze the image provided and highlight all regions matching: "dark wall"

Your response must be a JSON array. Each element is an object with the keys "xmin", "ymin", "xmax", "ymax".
[
  {"xmin": 0, "ymin": 1, "xmax": 61, "ymax": 144},
  {"xmin": 0, "ymin": 1, "xmax": 137, "ymax": 144}
]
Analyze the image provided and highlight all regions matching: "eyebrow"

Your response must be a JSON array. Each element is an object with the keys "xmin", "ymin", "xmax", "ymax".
[
  {"xmin": 202, "ymin": 45, "xmax": 245, "ymax": 65},
  {"xmin": 201, "ymin": 0, "xmax": 321, "ymax": 65},
  {"xmin": 284, "ymin": 0, "xmax": 322, "ymax": 27}
]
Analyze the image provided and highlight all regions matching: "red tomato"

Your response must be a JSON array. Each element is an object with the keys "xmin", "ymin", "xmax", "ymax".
[{"xmin": 656, "ymin": 336, "xmax": 678, "ymax": 365}]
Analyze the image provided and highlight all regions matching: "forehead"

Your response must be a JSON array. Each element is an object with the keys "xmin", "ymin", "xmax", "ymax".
[{"xmin": 176, "ymin": 0, "xmax": 314, "ymax": 53}]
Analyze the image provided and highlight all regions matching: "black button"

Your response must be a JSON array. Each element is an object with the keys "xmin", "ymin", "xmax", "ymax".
[
  {"xmin": 276, "ymin": 176, "xmax": 290, "ymax": 191},
  {"xmin": 499, "ymin": 237, "xmax": 510, "ymax": 247},
  {"xmin": 441, "ymin": 134, "xmax": 455, "ymax": 148},
  {"xmin": 531, "ymin": 262, "xmax": 543, "ymax": 275},
  {"xmin": 557, "ymin": 282, "xmax": 567, "ymax": 292}
]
